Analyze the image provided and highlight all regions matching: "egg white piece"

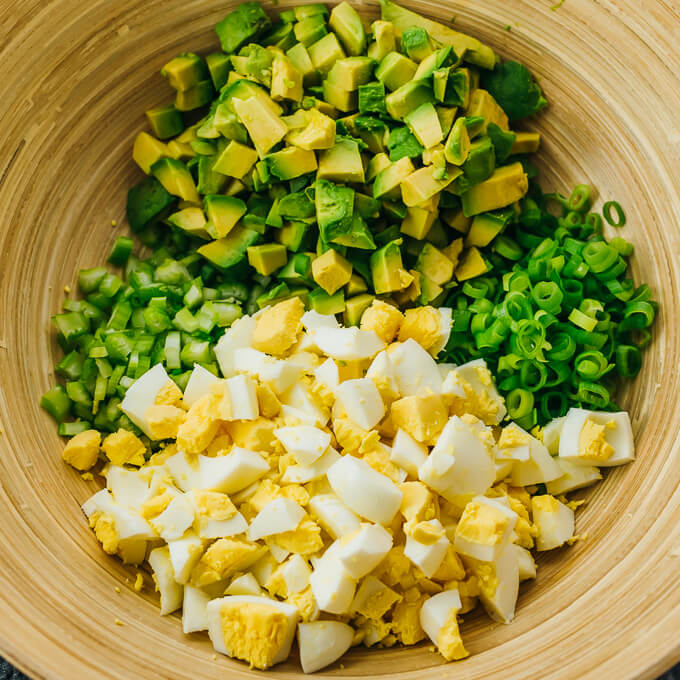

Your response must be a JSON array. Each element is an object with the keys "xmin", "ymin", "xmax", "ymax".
[
  {"xmin": 513, "ymin": 545, "xmax": 537, "ymax": 581},
  {"xmin": 494, "ymin": 460, "xmax": 514, "ymax": 483},
  {"xmin": 167, "ymin": 531, "xmax": 204, "ymax": 584},
  {"xmin": 542, "ymin": 415, "xmax": 566, "ymax": 455},
  {"xmin": 277, "ymin": 554, "xmax": 312, "ymax": 595},
  {"xmin": 366, "ymin": 350, "xmax": 400, "ymax": 398},
  {"xmin": 449, "ymin": 358, "xmax": 507, "ymax": 425},
  {"xmin": 403, "ymin": 518, "xmax": 450, "ymax": 577},
  {"xmin": 265, "ymin": 539, "xmax": 291, "ymax": 563},
  {"xmin": 232, "ymin": 347, "xmax": 304, "ymax": 394},
  {"xmin": 327, "ymin": 455, "xmax": 403, "ymax": 525},
  {"xmin": 301, "ymin": 309, "xmax": 340, "ymax": 332},
  {"xmin": 298, "ymin": 621, "xmax": 354, "ymax": 674},
  {"xmin": 314, "ymin": 357, "xmax": 340, "ymax": 392},
  {"xmin": 281, "ymin": 446, "xmax": 342, "ymax": 484},
  {"xmin": 390, "ymin": 429, "xmax": 428, "ymax": 478},
  {"xmin": 164, "ymin": 450, "xmax": 202, "ymax": 493},
  {"xmin": 312, "ymin": 326, "xmax": 385, "ymax": 361},
  {"xmin": 206, "ymin": 596, "xmax": 298, "ymax": 666},
  {"xmin": 558, "ymin": 408, "xmax": 634, "ymax": 467},
  {"xmin": 388, "ymin": 338, "xmax": 443, "ymax": 396},
  {"xmin": 182, "ymin": 585, "xmax": 211, "ymax": 633},
  {"xmin": 251, "ymin": 552, "xmax": 280, "ymax": 587},
  {"xmin": 286, "ymin": 351, "xmax": 320, "ymax": 373},
  {"xmin": 105, "ymin": 465, "xmax": 151, "ymax": 510},
  {"xmin": 183, "ymin": 364, "xmax": 220, "ymax": 408},
  {"xmin": 532, "ymin": 495, "xmax": 575, "ymax": 551},
  {"xmin": 309, "ymin": 556, "xmax": 357, "ymax": 615},
  {"xmin": 225, "ymin": 572, "xmax": 263, "ymax": 597},
  {"xmin": 214, "ymin": 315, "xmax": 256, "ymax": 378},
  {"xmin": 200, "ymin": 448, "xmax": 269, "ymax": 494},
  {"xmin": 280, "ymin": 405, "xmax": 318, "ymax": 427},
  {"xmin": 335, "ymin": 524, "xmax": 393, "ymax": 579},
  {"xmin": 148, "ymin": 546, "xmax": 183, "ymax": 615},
  {"xmin": 335, "ymin": 378, "xmax": 385, "ymax": 430},
  {"xmin": 151, "ymin": 494, "xmax": 196, "ymax": 542},
  {"xmin": 418, "ymin": 416, "xmax": 495, "ymax": 500},
  {"xmin": 247, "ymin": 498, "xmax": 306, "ymax": 541},
  {"xmin": 225, "ymin": 374, "xmax": 259, "ymax": 421},
  {"xmin": 438, "ymin": 363, "xmax": 457, "ymax": 380},
  {"xmin": 82, "ymin": 489, "xmax": 155, "ymax": 541},
  {"xmin": 281, "ymin": 382, "xmax": 329, "ymax": 427},
  {"xmin": 545, "ymin": 459, "xmax": 602, "ymax": 495},
  {"xmin": 274, "ymin": 425, "xmax": 331, "ymax": 466},
  {"xmin": 428, "ymin": 307, "xmax": 453, "ymax": 357},
  {"xmin": 308, "ymin": 493, "xmax": 361, "ymax": 540},
  {"xmin": 507, "ymin": 424, "xmax": 563, "ymax": 486},
  {"xmin": 477, "ymin": 542, "xmax": 520, "ymax": 623},
  {"xmin": 119, "ymin": 363, "xmax": 171, "ymax": 438},
  {"xmin": 419, "ymin": 589, "xmax": 462, "ymax": 646}
]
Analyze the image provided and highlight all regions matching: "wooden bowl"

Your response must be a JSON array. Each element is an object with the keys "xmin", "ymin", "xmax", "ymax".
[{"xmin": 0, "ymin": 0, "xmax": 679, "ymax": 678}]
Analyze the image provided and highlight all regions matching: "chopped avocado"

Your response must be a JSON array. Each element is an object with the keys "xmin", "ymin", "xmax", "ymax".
[
  {"xmin": 358, "ymin": 81, "xmax": 387, "ymax": 114},
  {"xmin": 145, "ymin": 106, "xmax": 184, "ymax": 140},
  {"xmin": 331, "ymin": 214, "xmax": 376, "ymax": 249},
  {"xmin": 454, "ymin": 246, "xmax": 489, "ymax": 280},
  {"xmin": 370, "ymin": 239, "xmax": 413, "ymax": 294},
  {"xmin": 279, "ymin": 191, "xmax": 316, "ymax": 220},
  {"xmin": 461, "ymin": 162, "xmax": 528, "ymax": 216},
  {"xmin": 354, "ymin": 193, "xmax": 381, "ymax": 219},
  {"xmin": 216, "ymin": 2, "xmax": 271, "ymax": 54},
  {"xmin": 151, "ymin": 157, "xmax": 200, "ymax": 203},
  {"xmin": 344, "ymin": 293, "xmax": 375, "ymax": 325},
  {"xmin": 220, "ymin": 78, "xmax": 283, "ymax": 118},
  {"xmin": 198, "ymin": 225, "xmax": 261, "ymax": 270},
  {"xmin": 375, "ymin": 52, "xmax": 417, "ymax": 91},
  {"xmin": 317, "ymin": 138, "xmax": 365, "ymax": 183},
  {"xmin": 385, "ymin": 80, "xmax": 435, "ymax": 120},
  {"xmin": 206, "ymin": 52, "xmax": 233, "ymax": 90},
  {"xmin": 418, "ymin": 275, "xmax": 444, "ymax": 304},
  {"xmin": 415, "ymin": 242, "xmax": 454, "ymax": 285},
  {"xmin": 368, "ymin": 20, "xmax": 397, "ymax": 62},
  {"xmin": 232, "ymin": 44, "xmax": 274, "ymax": 87},
  {"xmin": 462, "ymin": 136, "xmax": 496, "ymax": 185},
  {"xmin": 285, "ymin": 108, "xmax": 336, "ymax": 150},
  {"xmin": 441, "ymin": 207, "xmax": 471, "ymax": 233},
  {"xmin": 312, "ymin": 247, "xmax": 353, "ymax": 294},
  {"xmin": 309, "ymin": 32, "xmax": 346, "ymax": 73},
  {"xmin": 262, "ymin": 21, "xmax": 296, "ymax": 50},
  {"xmin": 278, "ymin": 252, "xmax": 314, "ymax": 286},
  {"xmin": 321, "ymin": 79, "xmax": 357, "ymax": 112},
  {"xmin": 286, "ymin": 43, "xmax": 318, "ymax": 85},
  {"xmin": 204, "ymin": 195, "xmax": 247, "ymax": 238},
  {"xmin": 168, "ymin": 206, "xmax": 211, "ymax": 240},
  {"xmin": 213, "ymin": 104, "xmax": 249, "ymax": 142},
  {"xmin": 379, "ymin": 0, "xmax": 497, "ymax": 70},
  {"xmin": 264, "ymin": 146, "xmax": 318, "ymax": 180},
  {"xmin": 404, "ymin": 102, "xmax": 443, "ymax": 149},
  {"xmin": 166, "ymin": 140, "xmax": 194, "ymax": 162},
  {"xmin": 175, "ymin": 81, "xmax": 214, "ymax": 111},
  {"xmin": 346, "ymin": 272, "xmax": 368, "ymax": 295},
  {"xmin": 424, "ymin": 218, "xmax": 448, "ymax": 248},
  {"xmin": 133, "ymin": 132, "xmax": 168, "ymax": 174},
  {"xmin": 247, "ymin": 243, "xmax": 288, "ymax": 275},
  {"xmin": 401, "ymin": 26, "xmax": 433, "ymax": 62},
  {"xmin": 126, "ymin": 177, "xmax": 175, "ymax": 232},
  {"xmin": 373, "ymin": 156, "xmax": 415, "ymax": 199},
  {"xmin": 276, "ymin": 221, "xmax": 315, "ymax": 252},
  {"xmin": 464, "ymin": 115, "xmax": 486, "ymax": 139},
  {"xmin": 161, "ymin": 53, "xmax": 209, "ymax": 91},
  {"xmin": 294, "ymin": 15, "xmax": 329, "ymax": 47},
  {"xmin": 294, "ymin": 3, "xmax": 328, "ymax": 20},
  {"xmin": 486, "ymin": 122, "xmax": 516, "ymax": 163},
  {"xmin": 510, "ymin": 131, "xmax": 541, "ymax": 155},
  {"xmin": 316, "ymin": 179, "xmax": 355, "ymax": 241},
  {"xmin": 433, "ymin": 67, "xmax": 469, "ymax": 107},
  {"xmin": 271, "ymin": 55, "xmax": 304, "ymax": 101},
  {"xmin": 327, "ymin": 57, "xmax": 375, "ymax": 90},
  {"xmin": 436, "ymin": 106, "xmax": 458, "ymax": 137},
  {"xmin": 308, "ymin": 287, "xmax": 346, "ymax": 314},
  {"xmin": 367, "ymin": 152, "xmax": 391, "ymax": 180},
  {"xmin": 232, "ymin": 96, "xmax": 288, "ymax": 155},
  {"xmin": 190, "ymin": 139, "xmax": 217, "ymax": 156},
  {"xmin": 256, "ymin": 282, "xmax": 291, "ymax": 308},
  {"xmin": 444, "ymin": 116, "xmax": 471, "ymax": 165},
  {"xmin": 213, "ymin": 140, "xmax": 259, "ymax": 178},
  {"xmin": 401, "ymin": 206, "xmax": 436, "ymax": 239},
  {"xmin": 329, "ymin": 1, "xmax": 366, "ymax": 56},
  {"xmin": 480, "ymin": 59, "xmax": 547, "ymax": 121},
  {"xmin": 466, "ymin": 208, "xmax": 513, "ymax": 247},
  {"xmin": 386, "ymin": 126, "xmax": 423, "ymax": 162},
  {"xmin": 413, "ymin": 46, "xmax": 455, "ymax": 80},
  {"xmin": 197, "ymin": 155, "xmax": 228, "ymax": 195},
  {"xmin": 354, "ymin": 116, "xmax": 388, "ymax": 153},
  {"xmin": 400, "ymin": 164, "xmax": 460, "ymax": 206},
  {"xmin": 382, "ymin": 200, "xmax": 407, "ymax": 221},
  {"xmin": 466, "ymin": 89, "xmax": 509, "ymax": 134},
  {"xmin": 442, "ymin": 237, "xmax": 464, "ymax": 268}
]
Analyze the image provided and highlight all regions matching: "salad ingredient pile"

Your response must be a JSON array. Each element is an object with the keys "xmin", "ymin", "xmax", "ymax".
[{"xmin": 66, "ymin": 298, "xmax": 635, "ymax": 671}]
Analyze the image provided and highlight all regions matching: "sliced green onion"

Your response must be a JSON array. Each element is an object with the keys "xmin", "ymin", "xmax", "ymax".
[
  {"xmin": 506, "ymin": 388, "xmax": 535, "ymax": 419},
  {"xmin": 602, "ymin": 200, "xmax": 626, "ymax": 227},
  {"xmin": 108, "ymin": 236, "xmax": 134, "ymax": 266},
  {"xmin": 567, "ymin": 184, "xmax": 592, "ymax": 213}
]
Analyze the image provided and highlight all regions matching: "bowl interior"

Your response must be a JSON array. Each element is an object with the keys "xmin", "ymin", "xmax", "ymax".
[{"xmin": 0, "ymin": 1, "xmax": 679, "ymax": 678}]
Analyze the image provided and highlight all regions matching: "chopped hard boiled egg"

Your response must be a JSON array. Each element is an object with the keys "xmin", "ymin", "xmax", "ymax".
[{"xmin": 298, "ymin": 620, "xmax": 354, "ymax": 674}]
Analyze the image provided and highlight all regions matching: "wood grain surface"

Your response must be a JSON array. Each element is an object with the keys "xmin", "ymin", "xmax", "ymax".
[{"xmin": 0, "ymin": 1, "xmax": 679, "ymax": 678}]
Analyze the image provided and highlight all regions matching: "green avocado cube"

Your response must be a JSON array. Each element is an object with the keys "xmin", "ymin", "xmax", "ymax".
[
  {"xmin": 413, "ymin": 47, "xmax": 455, "ymax": 80},
  {"xmin": 197, "ymin": 225, "xmax": 261, "ymax": 270},
  {"xmin": 247, "ymin": 243, "xmax": 288, "ymax": 275},
  {"xmin": 161, "ymin": 53, "xmax": 209, "ymax": 91},
  {"xmin": 327, "ymin": 57, "xmax": 375, "ymax": 91},
  {"xmin": 278, "ymin": 192, "xmax": 316, "ymax": 220},
  {"xmin": 373, "ymin": 156, "xmax": 415, "ymax": 199},
  {"xmin": 367, "ymin": 20, "xmax": 397, "ymax": 62},
  {"xmin": 358, "ymin": 81, "xmax": 386, "ymax": 114},
  {"xmin": 175, "ymin": 80, "xmax": 214, "ymax": 111},
  {"xmin": 167, "ymin": 206, "xmax": 211, "ymax": 240},
  {"xmin": 386, "ymin": 126, "xmax": 423, "ymax": 162},
  {"xmin": 404, "ymin": 102, "xmax": 443, "ymax": 149},
  {"xmin": 400, "ymin": 26, "xmax": 433, "ymax": 62},
  {"xmin": 256, "ymin": 282, "xmax": 291, "ymax": 308},
  {"xmin": 355, "ymin": 193, "xmax": 381, "ymax": 219},
  {"xmin": 462, "ymin": 136, "xmax": 496, "ymax": 185},
  {"xmin": 294, "ymin": 15, "xmax": 328, "ymax": 47},
  {"xmin": 375, "ymin": 52, "xmax": 417, "ymax": 92},
  {"xmin": 385, "ymin": 80, "xmax": 435, "ymax": 120},
  {"xmin": 444, "ymin": 116, "xmax": 471, "ymax": 165},
  {"xmin": 278, "ymin": 252, "xmax": 314, "ymax": 286},
  {"xmin": 329, "ymin": 1, "xmax": 366, "ymax": 56},
  {"xmin": 466, "ymin": 208, "xmax": 514, "ymax": 247},
  {"xmin": 344, "ymin": 293, "xmax": 374, "ymax": 326},
  {"xmin": 486, "ymin": 123, "xmax": 517, "ymax": 163},
  {"xmin": 261, "ymin": 21, "xmax": 296, "ymax": 50},
  {"xmin": 309, "ymin": 32, "xmax": 346, "ymax": 73},
  {"xmin": 276, "ymin": 222, "xmax": 315, "ymax": 252},
  {"xmin": 321, "ymin": 79, "xmax": 357, "ymax": 112},
  {"xmin": 316, "ymin": 179, "xmax": 355, "ymax": 243},
  {"xmin": 264, "ymin": 146, "xmax": 318, "ymax": 181},
  {"xmin": 206, "ymin": 53, "xmax": 232, "ymax": 90},
  {"xmin": 415, "ymin": 242, "xmax": 454, "ymax": 285},
  {"xmin": 126, "ymin": 177, "xmax": 175, "ymax": 232},
  {"xmin": 151, "ymin": 157, "xmax": 200, "ymax": 203},
  {"xmin": 370, "ymin": 239, "xmax": 412, "ymax": 294},
  {"xmin": 286, "ymin": 43, "xmax": 318, "ymax": 85},
  {"xmin": 461, "ymin": 162, "xmax": 529, "ymax": 216},
  {"xmin": 197, "ymin": 155, "xmax": 228, "ymax": 195},
  {"xmin": 308, "ymin": 287, "xmax": 346, "ymax": 315},
  {"xmin": 331, "ymin": 213, "xmax": 376, "ymax": 250},
  {"xmin": 216, "ymin": 2, "xmax": 271, "ymax": 54},
  {"xmin": 145, "ymin": 106, "xmax": 184, "ymax": 140},
  {"xmin": 433, "ymin": 67, "xmax": 469, "ymax": 107},
  {"xmin": 204, "ymin": 195, "xmax": 247, "ymax": 238},
  {"xmin": 317, "ymin": 138, "xmax": 365, "ymax": 183}
]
